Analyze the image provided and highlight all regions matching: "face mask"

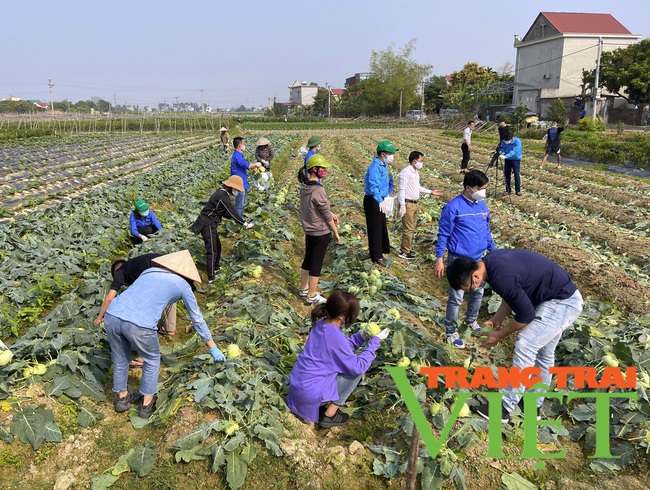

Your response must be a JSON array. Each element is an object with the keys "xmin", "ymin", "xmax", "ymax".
[
  {"xmin": 414, "ymin": 161, "xmax": 424, "ymax": 170},
  {"xmin": 384, "ymin": 154, "xmax": 394, "ymax": 164},
  {"xmin": 140, "ymin": 209, "xmax": 150, "ymax": 217},
  {"xmin": 316, "ymin": 145, "xmax": 321, "ymax": 152},
  {"xmin": 471, "ymin": 189, "xmax": 486, "ymax": 201},
  {"xmin": 317, "ymin": 168, "xmax": 328, "ymax": 178},
  {"xmin": 241, "ymin": 145, "xmax": 246, "ymax": 152}
]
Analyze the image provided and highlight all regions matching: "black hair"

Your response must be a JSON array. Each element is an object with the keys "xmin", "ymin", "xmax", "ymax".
[
  {"xmin": 468, "ymin": 121, "xmax": 475, "ymax": 126},
  {"xmin": 409, "ymin": 151, "xmax": 424, "ymax": 164},
  {"xmin": 463, "ymin": 169, "xmax": 489, "ymax": 188},
  {"xmin": 504, "ymin": 131, "xmax": 513, "ymax": 140},
  {"xmin": 310, "ymin": 289, "xmax": 360, "ymax": 326},
  {"xmin": 233, "ymin": 136, "xmax": 244, "ymax": 150},
  {"xmin": 111, "ymin": 260, "xmax": 126, "ymax": 278},
  {"xmin": 447, "ymin": 257, "xmax": 480, "ymax": 291}
]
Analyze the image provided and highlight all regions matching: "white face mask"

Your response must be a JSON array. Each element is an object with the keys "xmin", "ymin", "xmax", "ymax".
[
  {"xmin": 414, "ymin": 161, "xmax": 423, "ymax": 170},
  {"xmin": 384, "ymin": 154, "xmax": 394, "ymax": 164},
  {"xmin": 241, "ymin": 145, "xmax": 246, "ymax": 152},
  {"xmin": 316, "ymin": 145, "xmax": 321, "ymax": 152},
  {"xmin": 471, "ymin": 189, "xmax": 487, "ymax": 201}
]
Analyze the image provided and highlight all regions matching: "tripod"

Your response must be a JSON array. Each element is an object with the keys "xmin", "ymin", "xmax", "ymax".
[{"xmin": 486, "ymin": 146, "xmax": 511, "ymax": 202}]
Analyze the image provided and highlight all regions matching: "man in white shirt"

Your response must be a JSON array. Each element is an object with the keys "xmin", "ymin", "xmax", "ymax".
[
  {"xmin": 397, "ymin": 151, "xmax": 443, "ymax": 260},
  {"xmin": 460, "ymin": 121, "xmax": 475, "ymax": 173}
]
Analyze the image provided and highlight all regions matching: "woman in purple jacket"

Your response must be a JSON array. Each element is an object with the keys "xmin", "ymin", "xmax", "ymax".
[{"xmin": 286, "ymin": 290, "xmax": 390, "ymax": 428}]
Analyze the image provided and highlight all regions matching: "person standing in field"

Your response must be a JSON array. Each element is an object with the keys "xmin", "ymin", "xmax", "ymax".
[
  {"xmin": 540, "ymin": 120, "xmax": 564, "ymax": 169},
  {"xmin": 230, "ymin": 136, "xmax": 262, "ymax": 218},
  {"xmin": 254, "ymin": 137, "xmax": 274, "ymax": 170},
  {"xmin": 219, "ymin": 127, "xmax": 229, "ymax": 151},
  {"xmin": 434, "ymin": 170, "xmax": 496, "ymax": 348},
  {"xmin": 447, "ymin": 250, "xmax": 583, "ymax": 423},
  {"xmin": 498, "ymin": 121, "xmax": 510, "ymax": 145},
  {"xmin": 190, "ymin": 175, "xmax": 254, "ymax": 283},
  {"xmin": 298, "ymin": 154, "xmax": 340, "ymax": 304},
  {"xmin": 364, "ymin": 140, "xmax": 398, "ymax": 268},
  {"xmin": 104, "ymin": 250, "xmax": 225, "ymax": 419},
  {"xmin": 129, "ymin": 199, "xmax": 163, "ymax": 244},
  {"xmin": 397, "ymin": 151, "xmax": 443, "ymax": 261},
  {"xmin": 499, "ymin": 131, "xmax": 523, "ymax": 196},
  {"xmin": 286, "ymin": 290, "xmax": 390, "ymax": 428},
  {"xmin": 301, "ymin": 136, "xmax": 322, "ymax": 182},
  {"xmin": 460, "ymin": 121, "xmax": 475, "ymax": 173}
]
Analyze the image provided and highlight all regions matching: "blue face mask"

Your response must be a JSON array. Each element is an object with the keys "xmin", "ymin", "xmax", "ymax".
[{"xmin": 140, "ymin": 209, "xmax": 150, "ymax": 217}]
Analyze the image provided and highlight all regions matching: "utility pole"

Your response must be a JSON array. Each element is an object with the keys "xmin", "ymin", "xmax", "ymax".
[
  {"xmin": 200, "ymin": 89, "xmax": 205, "ymax": 114},
  {"xmin": 326, "ymin": 82, "xmax": 331, "ymax": 118},
  {"xmin": 420, "ymin": 80, "xmax": 425, "ymax": 120},
  {"xmin": 399, "ymin": 89, "xmax": 403, "ymax": 119},
  {"xmin": 592, "ymin": 37, "xmax": 603, "ymax": 122},
  {"xmin": 48, "ymin": 78, "xmax": 54, "ymax": 111}
]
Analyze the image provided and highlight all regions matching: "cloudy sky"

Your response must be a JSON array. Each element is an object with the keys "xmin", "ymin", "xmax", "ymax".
[{"xmin": 2, "ymin": 1, "xmax": 647, "ymax": 108}]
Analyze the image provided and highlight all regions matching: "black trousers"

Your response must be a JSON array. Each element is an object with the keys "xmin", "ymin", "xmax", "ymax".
[
  {"xmin": 461, "ymin": 143, "xmax": 471, "ymax": 169},
  {"xmin": 200, "ymin": 223, "xmax": 221, "ymax": 279},
  {"xmin": 131, "ymin": 225, "xmax": 158, "ymax": 244},
  {"xmin": 301, "ymin": 233, "xmax": 331, "ymax": 277},
  {"xmin": 363, "ymin": 195, "xmax": 390, "ymax": 261}
]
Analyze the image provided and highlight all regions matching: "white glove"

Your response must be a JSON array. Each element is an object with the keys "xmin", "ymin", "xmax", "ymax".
[
  {"xmin": 140, "ymin": 235, "xmax": 149, "ymax": 242},
  {"xmin": 375, "ymin": 328, "xmax": 390, "ymax": 341},
  {"xmin": 243, "ymin": 221, "xmax": 254, "ymax": 229},
  {"xmin": 379, "ymin": 200, "xmax": 388, "ymax": 214},
  {"xmin": 256, "ymin": 162, "xmax": 263, "ymax": 168},
  {"xmin": 398, "ymin": 204, "xmax": 407, "ymax": 218},
  {"xmin": 498, "ymin": 154, "xmax": 505, "ymax": 164}
]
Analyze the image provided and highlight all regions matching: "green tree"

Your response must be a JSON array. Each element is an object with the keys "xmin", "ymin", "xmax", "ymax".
[
  {"xmin": 510, "ymin": 104, "xmax": 530, "ymax": 132},
  {"xmin": 423, "ymin": 75, "xmax": 450, "ymax": 113},
  {"xmin": 585, "ymin": 39, "xmax": 650, "ymax": 124},
  {"xmin": 365, "ymin": 39, "xmax": 432, "ymax": 116},
  {"xmin": 311, "ymin": 87, "xmax": 329, "ymax": 115},
  {"xmin": 546, "ymin": 98, "xmax": 568, "ymax": 123},
  {"xmin": 449, "ymin": 62, "xmax": 499, "ymax": 90}
]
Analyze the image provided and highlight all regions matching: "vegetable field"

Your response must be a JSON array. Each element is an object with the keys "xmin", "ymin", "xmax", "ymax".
[{"xmin": 0, "ymin": 129, "xmax": 649, "ymax": 490}]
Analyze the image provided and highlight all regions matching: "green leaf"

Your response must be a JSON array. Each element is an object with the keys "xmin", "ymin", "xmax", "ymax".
[
  {"xmin": 223, "ymin": 432, "xmax": 246, "ymax": 452},
  {"xmin": 110, "ymin": 449, "xmax": 135, "ymax": 476},
  {"xmin": 11, "ymin": 406, "xmax": 46, "ymax": 450},
  {"xmin": 127, "ymin": 442, "xmax": 157, "ymax": 477},
  {"xmin": 71, "ymin": 373, "xmax": 106, "ymax": 401},
  {"xmin": 421, "ymin": 461, "xmax": 443, "ymax": 490},
  {"xmin": 391, "ymin": 330, "xmax": 405, "ymax": 355},
  {"xmin": 43, "ymin": 420, "xmax": 62, "ymax": 443},
  {"xmin": 570, "ymin": 403, "xmax": 597, "ymax": 422},
  {"xmin": 0, "ymin": 423, "xmax": 13, "ymax": 443},
  {"xmin": 610, "ymin": 441, "xmax": 636, "ymax": 467},
  {"xmin": 450, "ymin": 466, "xmax": 467, "ymax": 490},
  {"xmin": 45, "ymin": 376, "xmax": 72, "ymax": 397},
  {"xmin": 188, "ymin": 375, "xmax": 214, "ymax": 403},
  {"xmin": 77, "ymin": 405, "xmax": 105, "ymax": 428},
  {"xmin": 240, "ymin": 445, "xmax": 258, "ymax": 465},
  {"xmin": 91, "ymin": 473, "xmax": 120, "ymax": 490},
  {"xmin": 226, "ymin": 452, "xmax": 248, "ymax": 489},
  {"xmin": 590, "ymin": 459, "xmax": 622, "ymax": 474},
  {"xmin": 211, "ymin": 445, "xmax": 227, "ymax": 474},
  {"xmin": 502, "ymin": 472, "xmax": 538, "ymax": 490},
  {"xmin": 176, "ymin": 445, "xmax": 209, "ymax": 463}
]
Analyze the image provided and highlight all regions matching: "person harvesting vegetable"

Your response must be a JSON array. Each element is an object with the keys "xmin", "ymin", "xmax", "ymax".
[
  {"xmin": 230, "ymin": 136, "xmax": 262, "ymax": 218},
  {"xmin": 286, "ymin": 290, "xmax": 390, "ymax": 428},
  {"xmin": 129, "ymin": 199, "xmax": 162, "ymax": 244}
]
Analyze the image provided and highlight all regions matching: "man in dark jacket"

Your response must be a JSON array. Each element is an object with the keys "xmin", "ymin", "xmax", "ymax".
[
  {"xmin": 540, "ymin": 121, "xmax": 564, "ymax": 169},
  {"xmin": 191, "ymin": 175, "xmax": 253, "ymax": 283}
]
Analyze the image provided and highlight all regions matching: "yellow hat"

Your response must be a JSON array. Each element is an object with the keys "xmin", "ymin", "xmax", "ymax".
[
  {"xmin": 152, "ymin": 250, "xmax": 202, "ymax": 284},
  {"xmin": 255, "ymin": 137, "xmax": 270, "ymax": 146},
  {"xmin": 223, "ymin": 175, "xmax": 245, "ymax": 192}
]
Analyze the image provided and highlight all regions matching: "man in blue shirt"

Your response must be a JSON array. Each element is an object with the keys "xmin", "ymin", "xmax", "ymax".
[
  {"xmin": 230, "ymin": 136, "xmax": 262, "ymax": 217},
  {"xmin": 434, "ymin": 170, "xmax": 496, "ymax": 348},
  {"xmin": 499, "ymin": 131, "xmax": 523, "ymax": 196},
  {"xmin": 303, "ymin": 136, "xmax": 322, "ymax": 178},
  {"xmin": 447, "ymin": 249, "xmax": 583, "ymax": 423},
  {"xmin": 540, "ymin": 121, "xmax": 564, "ymax": 169},
  {"xmin": 363, "ymin": 140, "xmax": 397, "ymax": 267}
]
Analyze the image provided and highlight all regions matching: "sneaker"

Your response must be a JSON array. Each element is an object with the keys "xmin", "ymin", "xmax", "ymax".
[
  {"xmin": 517, "ymin": 398, "xmax": 542, "ymax": 420},
  {"xmin": 138, "ymin": 395, "xmax": 158, "ymax": 419},
  {"xmin": 473, "ymin": 403, "xmax": 510, "ymax": 424},
  {"xmin": 398, "ymin": 251, "xmax": 416, "ymax": 261},
  {"xmin": 373, "ymin": 257, "xmax": 387, "ymax": 268},
  {"xmin": 298, "ymin": 288, "xmax": 309, "ymax": 297},
  {"xmin": 445, "ymin": 331, "xmax": 465, "ymax": 349},
  {"xmin": 115, "ymin": 390, "xmax": 141, "ymax": 413},
  {"xmin": 208, "ymin": 278, "xmax": 214, "ymax": 284},
  {"xmin": 213, "ymin": 266, "xmax": 221, "ymax": 274},
  {"xmin": 515, "ymin": 192, "xmax": 522, "ymax": 196},
  {"xmin": 306, "ymin": 292, "xmax": 327, "ymax": 304},
  {"xmin": 319, "ymin": 410, "xmax": 350, "ymax": 428},
  {"xmin": 466, "ymin": 321, "xmax": 481, "ymax": 332}
]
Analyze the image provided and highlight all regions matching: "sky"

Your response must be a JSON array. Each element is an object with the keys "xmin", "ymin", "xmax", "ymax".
[{"xmin": 1, "ymin": 1, "xmax": 648, "ymax": 109}]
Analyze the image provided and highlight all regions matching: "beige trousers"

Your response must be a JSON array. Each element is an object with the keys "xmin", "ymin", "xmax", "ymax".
[{"xmin": 400, "ymin": 202, "xmax": 418, "ymax": 253}]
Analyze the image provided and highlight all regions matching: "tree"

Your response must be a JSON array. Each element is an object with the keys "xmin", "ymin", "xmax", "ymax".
[
  {"xmin": 423, "ymin": 75, "xmax": 449, "ymax": 113},
  {"xmin": 510, "ymin": 104, "xmax": 530, "ymax": 132},
  {"xmin": 585, "ymin": 39, "xmax": 650, "ymax": 124},
  {"xmin": 311, "ymin": 87, "xmax": 329, "ymax": 115},
  {"xmin": 365, "ymin": 40, "xmax": 432, "ymax": 116},
  {"xmin": 449, "ymin": 62, "xmax": 499, "ymax": 90},
  {"xmin": 546, "ymin": 98, "xmax": 568, "ymax": 124}
]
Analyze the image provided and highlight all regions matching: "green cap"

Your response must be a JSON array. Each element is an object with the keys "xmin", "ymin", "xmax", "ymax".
[
  {"xmin": 307, "ymin": 136, "xmax": 322, "ymax": 148},
  {"xmin": 376, "ymin": 140, "xmax": 399, "ymax": 153},
  {"xmin": 135, "ymin": 199, "xmax": 149, "ymax": 212},
  {"xmin": 306, "ymin": 154, "xmax": 331, "ymax": 169}
]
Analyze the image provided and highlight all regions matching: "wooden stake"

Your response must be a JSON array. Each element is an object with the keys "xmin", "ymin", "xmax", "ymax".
[{"xmin": 405, "ymin": 424, "xmax": 420, "ymax": 490}]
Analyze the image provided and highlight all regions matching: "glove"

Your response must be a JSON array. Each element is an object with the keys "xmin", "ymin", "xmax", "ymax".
[
  {"xmin": 379, "ymin": 200, "xmax": 388, "ymax": 214},
  {"xmin": 140, "ymin": 235, "xmax": 149, "ymax": 242},
  {"xmin": 498, "ymin": 154, "xmax": 505, "ymax": 164},
  {"xmin": 398, "ymin": 204, "xmax": 406, "ymax": 218},
  {"xmin": 209, "ymin": 346, "xmax": 225, "ymax": 362},
  {"xmin": 375, "ymin": 328, "xmax": 390, "ymax": 341},
  {"xmin": 256, "ymin": 162, "xmax": 263, "ymax": 168},
  {"xmin": 243, "ymin": 221, "xmax": 254, "ymax": 229}
]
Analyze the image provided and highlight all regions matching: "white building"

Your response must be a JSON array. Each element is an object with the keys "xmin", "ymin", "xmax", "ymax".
[
  {"xmin": 513, "ymin": 12, "xmax": 640, "ymax": 118},
  {"xmin": 288, "ymin": 80, "xmax": 318, "ymax": 106}
]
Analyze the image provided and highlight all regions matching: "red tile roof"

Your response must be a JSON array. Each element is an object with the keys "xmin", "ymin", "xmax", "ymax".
[
  {"xmin": 331, "ymin": 89, "xmax": 344, "ymax": 96},
  {"xmin": 541, "ymin": 12, "xmax": 632, "ymax": 35}
]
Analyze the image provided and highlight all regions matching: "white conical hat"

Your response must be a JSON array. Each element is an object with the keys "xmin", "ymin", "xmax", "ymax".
[{"xmin": 152, "ymin": 250, "xmax": 202, "ymax": 284}]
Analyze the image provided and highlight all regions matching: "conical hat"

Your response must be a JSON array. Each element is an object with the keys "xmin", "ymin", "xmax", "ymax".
[
  {"xmin": 220, "ymin": 127, "xmax": 228, "ymax": 131},
  {"xmin": 152, "ymin": 250, "xmax": 202, "ymax": 284}
]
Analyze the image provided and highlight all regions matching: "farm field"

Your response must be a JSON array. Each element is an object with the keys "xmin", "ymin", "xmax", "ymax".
[{"xmin": 0, "ymin": 129, "xmax": 649, "ymax": 490}]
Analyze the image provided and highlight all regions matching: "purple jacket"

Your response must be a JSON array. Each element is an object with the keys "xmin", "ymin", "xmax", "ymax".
[{"xmin": 286, "ymin": 319, "xmax": 380, "ymax": 423}]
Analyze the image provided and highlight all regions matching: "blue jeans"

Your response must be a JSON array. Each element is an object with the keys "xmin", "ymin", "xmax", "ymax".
[
  {"xmin": 333, "ymin": 373, "xmax": 362, "ymax": 406},
  {"xmin": 235, "ymin": 190, "xmax": 247, "ymax": 218},
  {"xmin": 444, "ymin": 255, "xmax": 485, "ymax": 331},
  {"xmin": 104, "ymin": 313, "xmax": 160, "ymax": 396},
  {"xmin": 504, "ymin": 159, "xmax": 521, "ymax": 193},
  {"xmin": 502, "ymin": 290, "xmax": 583, "ymax": 412}
]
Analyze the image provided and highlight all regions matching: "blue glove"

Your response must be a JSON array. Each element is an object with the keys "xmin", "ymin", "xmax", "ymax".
[{"xmin": 209, "ymin": 346, "xmax": 225, "ymax": 362}]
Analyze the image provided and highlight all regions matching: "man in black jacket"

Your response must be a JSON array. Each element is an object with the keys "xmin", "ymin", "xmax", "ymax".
[
  {"xmin": 191, "ymin": 175, "xmax": 253, "ymax": 283},
  {"xmin": 540, "ymin": 121, "xmax": 564, "ymax": 169}
]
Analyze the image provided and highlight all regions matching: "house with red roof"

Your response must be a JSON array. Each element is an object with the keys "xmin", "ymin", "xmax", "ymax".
[{"xmin": 513, "ymin": 12, "xmax": 641, "ymax": 120}]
